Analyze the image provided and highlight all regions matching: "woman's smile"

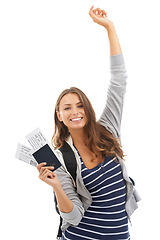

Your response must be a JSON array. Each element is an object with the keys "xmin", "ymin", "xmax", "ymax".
[{"xmin": 70, "ymin": 117, "xmax": 83, "ymax": 122}]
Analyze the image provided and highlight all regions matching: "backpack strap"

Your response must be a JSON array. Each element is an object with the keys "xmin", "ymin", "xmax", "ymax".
[
  {"xmin": 54, "ymin": 141, "xmax": 77, "ymax": 239},
  {"xmin": 59, "ymin": 141, "xmax": 77, "ymax": 183}
]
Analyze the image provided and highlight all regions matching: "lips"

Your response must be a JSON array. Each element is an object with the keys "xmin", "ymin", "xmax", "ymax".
[{"xmin": 70, "ymin": 117, "xmax": 83, "ymax": 122}]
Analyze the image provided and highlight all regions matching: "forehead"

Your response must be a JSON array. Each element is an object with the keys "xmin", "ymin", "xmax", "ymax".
[{"xmin": 59, "ymin": 93, "xmax": 81, "ymax": 107}]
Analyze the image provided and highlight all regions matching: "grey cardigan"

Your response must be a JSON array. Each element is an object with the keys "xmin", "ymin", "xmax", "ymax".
[{"xmin": 54, "ymin": 54, "xmax": 141, "ymax": 231}]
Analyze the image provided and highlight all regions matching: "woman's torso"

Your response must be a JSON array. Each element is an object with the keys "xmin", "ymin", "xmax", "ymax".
[
  {"xmin": 72, "ymin": 144, "xmax": 105, "ymax": 169},
  {"xmin": 62, "ymin": 147, "xmax": 130, "ymax": 240}
]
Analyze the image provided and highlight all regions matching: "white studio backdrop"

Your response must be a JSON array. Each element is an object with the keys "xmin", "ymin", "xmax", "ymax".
[{"xmin": 0, "ymin": 0, "xmax": 160, "ymax": 239}]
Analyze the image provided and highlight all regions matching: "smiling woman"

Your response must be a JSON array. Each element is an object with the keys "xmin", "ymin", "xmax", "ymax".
[{"xmin": 36, "ymin": 5, "xmax": 141, "ymax": 240}]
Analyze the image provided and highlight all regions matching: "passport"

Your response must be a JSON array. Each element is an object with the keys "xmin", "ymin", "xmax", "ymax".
[{"xmin": 32, "ymin": 144, "xmax": 61, "ymax": 171}]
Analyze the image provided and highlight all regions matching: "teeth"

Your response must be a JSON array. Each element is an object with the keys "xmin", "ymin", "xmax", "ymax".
[{"xmin": 71, "ymin": 118, "xmax": 82, "ymax": 122}]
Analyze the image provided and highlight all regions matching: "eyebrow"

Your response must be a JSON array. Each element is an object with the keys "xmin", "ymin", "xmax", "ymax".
[{"xmin": 63, "ymin": 101, "xmax": 82, "ymax": 107}]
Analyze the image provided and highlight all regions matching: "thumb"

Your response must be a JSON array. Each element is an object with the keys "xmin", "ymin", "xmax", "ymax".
[{"xmin": 89, "ymin": 5, "xmax": 94, "ymax": 16}]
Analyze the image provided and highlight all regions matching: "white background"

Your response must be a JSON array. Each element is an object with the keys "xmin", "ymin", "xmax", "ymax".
[{"xmin": 1, "ymin": 0, "xmax": 160, "ymax": 239}]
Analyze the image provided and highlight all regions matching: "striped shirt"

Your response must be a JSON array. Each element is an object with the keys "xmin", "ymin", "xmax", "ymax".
[{"xmin": 62, "ymin": 149, "xmax": 130, "ymax": 240}]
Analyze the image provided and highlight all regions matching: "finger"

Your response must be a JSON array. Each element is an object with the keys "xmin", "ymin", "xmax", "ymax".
[
  {"xmin": 95, "ymin": 8, "xmax": 106, "ymax": 17},
  {"xmin": 39, "ymin": 170, "xmax": 53, "ymax": 180},
  {"xmin": 90, "ymin": 5, "xmax": 94, "ymax": 11},
  {"xmin": 37, "ymin": 162, "xmax": 47, "ymax": 172},
  {"xmin": 40, "ymin": 169, "xmax": 53, "ymax": 178},
  {"xmin": 93, "ymin": 8, "xmax": 102, "ymax": 15},
  {"xmin": 89, "ymin": 5, "xmax": 94, "ymax": 16},
  {"xmin": 39, "ymin": 166, "xmax": 54, "ymax": 175},
  {"xmin": 52, "ymin": 171, "xmax": 56, "ymax": 178},
  {"xmin": 102, "ymin": 10, "xmax": 107, "ymax": 17}
]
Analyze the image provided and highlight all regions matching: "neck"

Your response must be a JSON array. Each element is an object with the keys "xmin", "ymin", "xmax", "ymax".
[{"xmin": 69, "ymin": 128, "xmax": 88, "ymax": 146}]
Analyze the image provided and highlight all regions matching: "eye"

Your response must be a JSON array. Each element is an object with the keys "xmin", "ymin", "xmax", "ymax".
[
  {"xmin": 78, "ymin": 104, "xmax": 84, "ymax": 108},
  {"xmin": 64, "ymin": 107, "xmax": 71, "ymax": 110}
]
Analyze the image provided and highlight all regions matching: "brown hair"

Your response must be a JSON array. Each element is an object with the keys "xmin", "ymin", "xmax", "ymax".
[{"xmin": 52, "ymin": 87, "xmax": 125, "ymax": 160}]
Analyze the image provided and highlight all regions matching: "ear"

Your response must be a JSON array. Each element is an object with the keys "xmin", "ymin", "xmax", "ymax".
[{"xmin": 56, "ymin": 111, "xmax": 63, "ymax": 122}]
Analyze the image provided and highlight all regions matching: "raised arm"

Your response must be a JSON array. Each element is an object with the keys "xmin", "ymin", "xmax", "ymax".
[
  {"xmin": 89, "ymin": 6, "xmax": 127, "ymax": 138},
  {"xmin": 89, "ymin": 5, "xmax": 122, "ymax": 56}
]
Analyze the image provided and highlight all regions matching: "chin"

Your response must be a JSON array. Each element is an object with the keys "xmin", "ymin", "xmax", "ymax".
[
  {"xmin": 68, "ymin": 122, "xmax": 87, "ymax": 131},
  {"xmin": 70, "ymin": 125, "xmax": 85, "ymax": 130}
]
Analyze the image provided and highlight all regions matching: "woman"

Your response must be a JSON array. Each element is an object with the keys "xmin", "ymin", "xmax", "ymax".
[{"xmin": 37, "ymin": 5, "xmax": 140, "ymax": 240}]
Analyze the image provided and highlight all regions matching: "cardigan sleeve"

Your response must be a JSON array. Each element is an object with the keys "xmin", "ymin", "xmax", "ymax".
[
  {"xmin": 99, "ymin": 53, "xmax": 127, "ymax": 138},
  {"xmin": 54, "ymin": 163, "xmax": 85, "ymax": 226}
]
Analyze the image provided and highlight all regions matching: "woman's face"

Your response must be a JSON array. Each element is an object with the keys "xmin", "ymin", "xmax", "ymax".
[{"xmin": 56, "ymin": 93, "xmax": 87, "ymax": 131}]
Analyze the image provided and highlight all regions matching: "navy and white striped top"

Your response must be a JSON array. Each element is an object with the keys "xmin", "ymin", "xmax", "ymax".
[{"xmin": 62, "ymin": 149, "xmax": 130, "ymax": 240}]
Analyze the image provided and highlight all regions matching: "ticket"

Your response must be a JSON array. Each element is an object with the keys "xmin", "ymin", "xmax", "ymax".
[{"xmin": 15, "ymin": 143, "xmax": 37, "ymax": 167}]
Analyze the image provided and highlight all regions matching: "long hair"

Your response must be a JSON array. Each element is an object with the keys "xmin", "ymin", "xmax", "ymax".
[{"xmin": 52, "ymin": 87, "xmax": 125, "ymax": 160}]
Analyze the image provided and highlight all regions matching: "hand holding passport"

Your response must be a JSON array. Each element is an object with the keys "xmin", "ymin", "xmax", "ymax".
[{"xmin": 16, "ymin": 128, "xmax": 63, "ymax": 190}]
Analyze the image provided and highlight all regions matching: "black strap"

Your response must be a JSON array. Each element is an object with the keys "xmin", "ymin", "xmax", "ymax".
[
  {"xmin": 129, "ymin": 177, "xmax": 135, "ymax": 186},
  {"xmin": 54, "ymin": 141, "xmax": 77, "ymax": 239},
  {"xmin": 59, "ymin": 141, "xmax": 77, "ymax": 183},
  {"xmin": 57, "ymin": 216, "xmax": 63, "ymax": 239}
]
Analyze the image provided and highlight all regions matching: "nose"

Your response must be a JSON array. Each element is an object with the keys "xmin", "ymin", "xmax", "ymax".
[{"xmin": 71, "ymin": 106, "xmax": 79, "ymax": 116}]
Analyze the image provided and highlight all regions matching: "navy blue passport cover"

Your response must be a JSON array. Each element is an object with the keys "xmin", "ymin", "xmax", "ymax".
[{"xmin": 32, "ymin": 144, "xmax": 61, "ymax": 171}]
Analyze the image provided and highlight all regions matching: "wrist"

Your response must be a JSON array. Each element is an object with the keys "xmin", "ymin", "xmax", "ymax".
[
  {"xmin": 53, "ymin": 184, "xmax": 63, "ymax": 192},
  {"xmin": 105, "ymin": 21, "xmax": 114, "ymax": 32}
]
